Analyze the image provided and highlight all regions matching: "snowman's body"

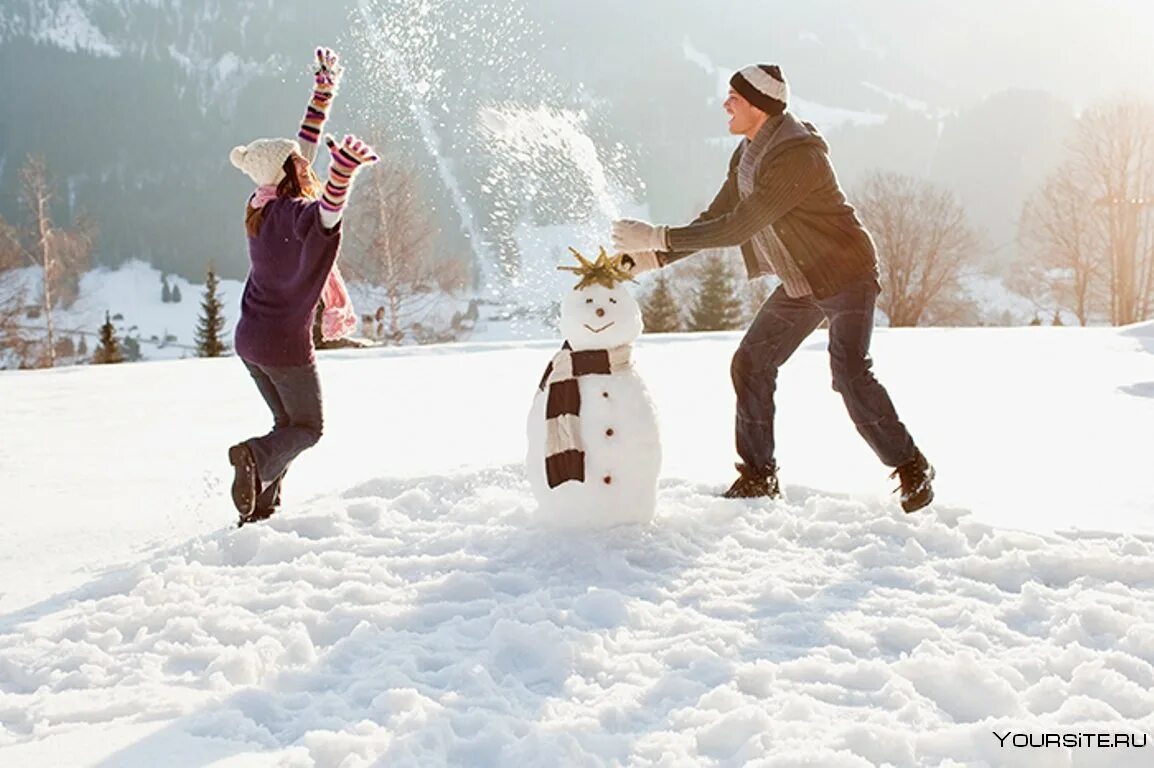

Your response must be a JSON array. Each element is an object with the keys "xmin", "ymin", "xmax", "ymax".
[{"xmin": 526, "ymin": 275, "xmax": 661, "ymax": 528}]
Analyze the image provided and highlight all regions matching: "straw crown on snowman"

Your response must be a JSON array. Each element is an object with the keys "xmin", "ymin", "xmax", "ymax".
[{"xmin": 557, "ymin": 246, "xmax": 636, "ymax": 291}]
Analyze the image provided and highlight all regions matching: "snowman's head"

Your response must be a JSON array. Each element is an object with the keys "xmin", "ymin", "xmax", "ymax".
[
  {"xmin": 557, "ymin": 248, "xmax": 642, "ymax": 350},
  {"xmin": 560, "ymin": 282, "xmax": 642, "ymax": 349}
]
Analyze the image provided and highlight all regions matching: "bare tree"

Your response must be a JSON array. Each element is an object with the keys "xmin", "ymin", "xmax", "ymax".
[
  {"xmin": 1015, "ymin": 163, "xmax": 1105, "ymax": 325},
  {"xmin": 50, "ymin": 214, "xmax": 95, "ymax": 309},
  {"xmin": 855, "ymin": 171, "xmax": 983, "ymax": 327},
  {"xmin": 1143, "ymin": 201, "xmax": 1154, "ymax": 323},
  {"xmin": 0, "ymin": 218, "xmax": 30, "ymax": 366},
  {"xmin": 0, "ymin": 215, "xmax": 20, "ymax": 274},
  {"xmin": 0, "ymin": 296, "xmax": 32, "ymax": 368},
  {"xmin": 20, "ymin": 156, "xmax": 58, "ymax": 365},
  {"xmin": 1068, "ymin": 100, "xmax": 1154, "ymax": 325},
  {"xmin": 343, "ymin": 154, "xmax": 466, "ymax": 344},
  {"xmin": 1015, "ymin": 98, "xmax": 1154, "ymax": 326},
  {"xmin": 17, "ymin": 155, "xmax": 94, "ymax": 367}
]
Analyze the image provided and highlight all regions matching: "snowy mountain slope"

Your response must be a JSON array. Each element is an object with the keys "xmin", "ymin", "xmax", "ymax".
[{"xmin": 7, "ymin": 0, "xmax": 1148, "ymax": 287}]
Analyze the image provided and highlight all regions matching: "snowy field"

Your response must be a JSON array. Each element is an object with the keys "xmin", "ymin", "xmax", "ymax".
[{"xmin": 2, "ymin": 323, "xmax": 1154, "ymax": 766}]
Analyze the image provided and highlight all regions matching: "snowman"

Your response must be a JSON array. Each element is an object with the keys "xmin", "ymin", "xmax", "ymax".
[{"xmin": 526, "ymin": 247, "xmax": 661, "ymax": 528}]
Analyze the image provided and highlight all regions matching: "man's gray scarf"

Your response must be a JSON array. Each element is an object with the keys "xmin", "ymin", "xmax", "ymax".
[{"xmin": 737, "ymin": 116, "xmax": 814, "ymax": 298}]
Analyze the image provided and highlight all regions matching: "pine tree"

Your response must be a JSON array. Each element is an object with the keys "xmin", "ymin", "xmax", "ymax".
[
  {"xmin": 1051, "ymin": 309, "xmax": 1064, "ymax": 326},
  {"xmin": 688, "ymin": 254, "xmax": 745, "ymax": 331},
  {"xmin": 122, "ymin": 336, "xmax": 142, "ymax": 362},
  {"xmin": 640, "ymin": 272, "xmax": 682, "ymax": 333},
  {"xmin": 161, "ymin": 274, "xmax": 172, "ymax": 303},
  {"xmin": 56, "ymin": 336, "xmax": 75, "ymax": 358},
  {"xmin": 195, "ymin": 266, "xmax": 228, "ymax": 357},
  {"xmin": 77, "ymin": 335, "xmax": 88, "ymax": 357},
  {"xmin": 92, "ymin": 311, "xmax": 124, "ymax": 364},
  {"xmin": 171, "ymin": 284, "xmax": 182, "ymax": 303}
]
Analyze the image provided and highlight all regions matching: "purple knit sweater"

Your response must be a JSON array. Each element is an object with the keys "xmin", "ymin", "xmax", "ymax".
[{"xmin": 234, "ymin": 197, "xmax": 342, "ymax": 367}]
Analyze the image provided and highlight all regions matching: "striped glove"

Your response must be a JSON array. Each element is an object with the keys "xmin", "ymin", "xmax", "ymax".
[
  {"xmin": 320, "ymin": 134, "xmax": 379, "ymax": 220},
  {"xmin": 298, "ymin": 47, "xmax": 343, "ymax": 149}
]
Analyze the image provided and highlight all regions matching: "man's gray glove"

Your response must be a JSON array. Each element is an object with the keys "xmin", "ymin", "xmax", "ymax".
[{"xmin": 620, "ymin": 250, "xmax": 661, "ymax": 276}]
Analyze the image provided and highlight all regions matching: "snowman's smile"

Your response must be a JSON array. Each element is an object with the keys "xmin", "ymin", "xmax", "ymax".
[{"xmin": 584, "ymin": 321, "xmax": 615, "ymax": 333}]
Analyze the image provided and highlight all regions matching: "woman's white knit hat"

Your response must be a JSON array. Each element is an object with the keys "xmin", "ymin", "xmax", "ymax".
[{"xmin": 229, "ymin": 138, "xmax": 301, "ymax": 186}]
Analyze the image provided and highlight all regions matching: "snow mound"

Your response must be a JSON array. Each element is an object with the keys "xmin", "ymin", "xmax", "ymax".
[
  {"xmin": 1120, "ymin": 320, "xmax": 1154, "ymax": 339},
  {"xmin": 3, "ymin": 468, "xmax": 1153, "ymax": 766}
]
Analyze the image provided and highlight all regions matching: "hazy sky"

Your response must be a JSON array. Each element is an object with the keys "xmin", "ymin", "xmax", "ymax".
[
  {"xmin": 796, "ymin": 0, "xmax": 1154, "ymax": 108},
  {"xmin": 904, "ymin": 0, "xmax": 1152, "ymax": 102}
]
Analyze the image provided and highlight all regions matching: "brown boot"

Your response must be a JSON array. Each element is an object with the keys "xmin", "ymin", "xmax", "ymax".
[
  {"xmin": 237, "ymin": 506, "xmax": 276, "ymax": 528},
  {"xmin": 228, "ymin": 443, "xmax": 258, "ymax": 522},
  {"xmin": 722, "ymin": 462, "xmax": 782, "ymax": 499},
  {"xmin": 891, "ymin": 449, "xmax": 935, "ymax": 513}
]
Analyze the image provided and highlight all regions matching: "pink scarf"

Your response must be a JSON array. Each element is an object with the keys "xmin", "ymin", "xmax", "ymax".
[
  {"xmin": 319, "ymin": 264, "xmax": 357, "ymax": 341},
  {"xmin": 250, "ymin": 186, "xmax": 356, "ymax": 342},
  {"xmin": 249, "ymin": 185, "xmax": 280, "ymax": 211}
]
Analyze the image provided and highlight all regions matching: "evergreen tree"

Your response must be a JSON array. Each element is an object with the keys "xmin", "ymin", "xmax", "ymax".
[
  {"xmin": 171, "ymin": 284, "xmax": 182, "ymax": 303},
  {"xmin": 195, "ymin": 266, "xmax": 228, "ymax": 357},
  {"xmin": 1029, "ymin": 313, "xmax": 1042, "ymax": 326},
  {"xmin": 77, "ymin": 335, "xmax": 88, "ymax": 357},
  {"xmin": 161, "ymin": 274, "xmax": 172, "ymax": 303},
  {"xmin": 122, "ymin": 336, "xmax": 142, "ymax": 362},
  {"xmin": 688, "ymin": 255, "xmax": 745, "ymax": 331},
  {"xmin": 56, "ymin": 336, "xmax": 75, "ymax": 359},
  {"xmin": 1051, "ymin": 309, "xmax": 1064, "ymax": 326},
  {"xmin": 93, "ymin": 311, "xmax": 124, "ymax": 364},
  {"xmin": 640, "ymin": 272, "xmax": 682, "ymax": 332}
]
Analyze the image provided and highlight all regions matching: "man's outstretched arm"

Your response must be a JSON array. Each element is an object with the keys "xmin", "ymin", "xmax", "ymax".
[{"xmin": 614, "ymin": 148, "xmax": 822, "ymax": 262}]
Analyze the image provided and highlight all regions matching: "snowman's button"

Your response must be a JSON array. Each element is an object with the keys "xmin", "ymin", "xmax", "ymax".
[
  {"xmin": 606, "ymin": 428, "xmax": 614, "ymax": 437},
  {"xmin": 603, "ymin": 475, "xmax": 612, "ymax": 484},
  {"xmin": 602, "ymin": 391, "xmax": 609, "ymax": 398}
]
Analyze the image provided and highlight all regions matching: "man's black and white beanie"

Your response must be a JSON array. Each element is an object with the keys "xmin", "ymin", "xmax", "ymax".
[{"xmin": 730, "ymin": 64, "xmax": 789, "ymax": 115}]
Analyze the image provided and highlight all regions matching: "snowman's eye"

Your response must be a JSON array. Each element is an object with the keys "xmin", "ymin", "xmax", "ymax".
[
  {"xmin": 609, "ymin": 298, "xmax": 617, "ymax": 304},
  {"xmin": 585, "ymin": 298, "xmax": 593, "ymax": 304}
]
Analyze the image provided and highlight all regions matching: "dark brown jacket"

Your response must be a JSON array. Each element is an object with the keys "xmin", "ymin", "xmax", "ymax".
[{"xmin": 662, "ymin": 113, "xmax": 878, "ymax": 299}]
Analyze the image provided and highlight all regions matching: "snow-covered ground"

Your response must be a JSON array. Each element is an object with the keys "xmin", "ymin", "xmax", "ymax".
[{"xmin": 2, "ymin": 320, "xmax": 1153, "ymax": 766}]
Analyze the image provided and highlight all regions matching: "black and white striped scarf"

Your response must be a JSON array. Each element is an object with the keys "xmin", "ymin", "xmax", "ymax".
[{"xmin": 536, "ymin": 341, "xmax": 632, "ymax": 488}]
